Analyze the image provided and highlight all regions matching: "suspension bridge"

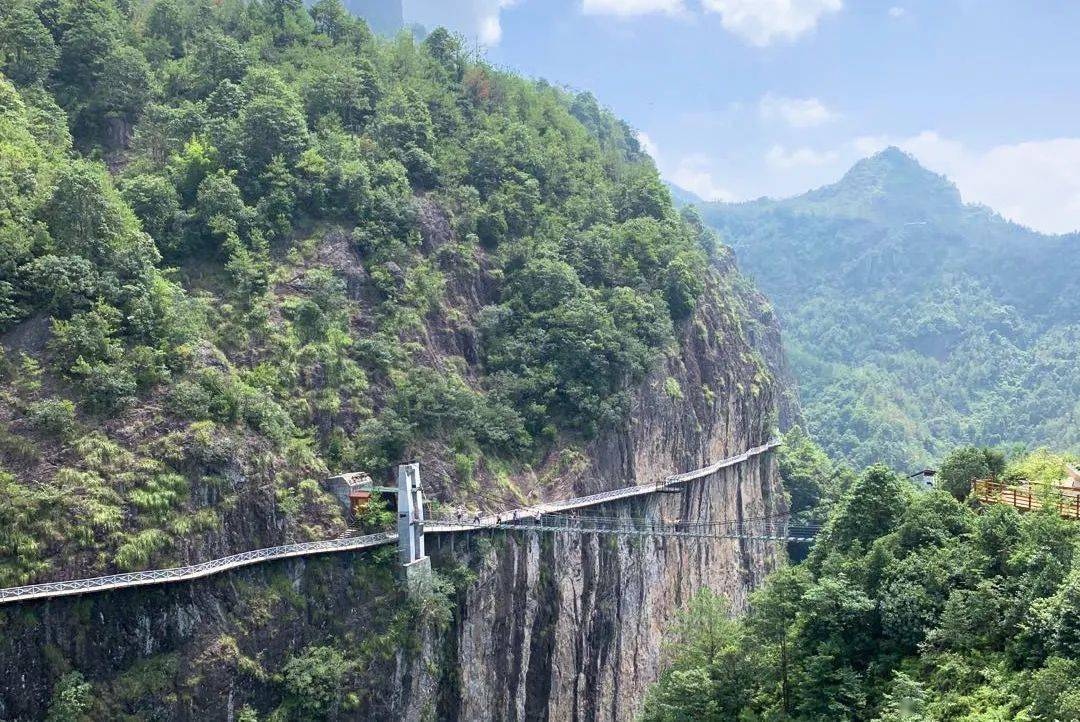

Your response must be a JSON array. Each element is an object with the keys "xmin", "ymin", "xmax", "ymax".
[{"xmin": 0, "ymin": 439, "xmax": 814, "ymax": 606}]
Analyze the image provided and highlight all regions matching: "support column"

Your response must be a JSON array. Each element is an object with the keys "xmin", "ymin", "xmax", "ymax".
[{"xmin": 396, "ymin": 462, "xmax": 431, "ymax": 591}]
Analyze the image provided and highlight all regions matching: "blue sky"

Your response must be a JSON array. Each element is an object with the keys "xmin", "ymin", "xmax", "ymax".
[{"xmin": 403, "ymin": 1, "xmax": 1080, "ymax": 234}]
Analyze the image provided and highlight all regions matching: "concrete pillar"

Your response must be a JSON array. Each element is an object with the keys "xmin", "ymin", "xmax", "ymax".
[{"xmin": 396, "ymin": 463, "xmax": 431, "ymax": 590}]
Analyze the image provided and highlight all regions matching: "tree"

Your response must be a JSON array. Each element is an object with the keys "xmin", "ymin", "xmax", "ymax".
[
  {"xmin": 641, "ymin": 590, "xmax": 752, "ymax": 722},
  {"xmin": 145, "ymin": 0, "xmax": 184, "ymax": 57},
  {"xmin": 1026, "ymin": 657, "xmax": 1080, "ymax": 722},
  {"xmin": 190, "ymin": 29, "xmax": 248, "ymax": 93},
  {"xmin": 779, "ymin": 426, "xmax": 849, "ymax": 523},
  {"xmin": 0, "ymin": 0, "xmax": 59, "ymax": 85},
  {"xmin": 255, "ymin": 156, "xmax": 296, "ymax": 241},
  {"xmin": 20, "ymin": 254, "xmax": 99, "ymax": 315},
  {"xmin": 747, "ymin": 565, "xmax": 811, "ymax": 714},
  {"xmin": 93, "ymin": 44, "xmax": 151, "ymax": 145},
  {"xmin": 375, "ymin": 86, "xmax": 434, "ymax": 164},
  {"xmin": 1031, "ymin": 567, "xmax": 1080, "ymax": 658},
  {"xmin": 937, "ymin": 446, "xmax": 998, "ymax": 500},
  {"xmin": 121, "ymin": 174, "xmax": 181, "ymax": 255},
  {"xmin": 871, "ymin": 672, "xmax": 930, "ymax": 722},
  {"xmin": 810, "ymin": 464, "xmax": 908, "ymax": 568},
  {"xmin": 238, "ymin": 70, "xmax": 309, "ymax": 180},
  {"xmin": 264, "ymin": 0, "xmax": 303, "ymax": 34},
  {"xmin": 641, "ymin": 668, "xmax": 720, "ymax": 722},
  {"xmin": 662, "ymin": 251, "xmax": 704, "ymax": 321},
  {"xmin": 310, "ymin": 0, "xmax": 371, "ymax": 48},
  {"xmin": 301, "ymin": 58, "xmax": 379, "ymax": 131},
  {"xmin": 40, "ymin": 160, "xmax": 160, "ymax": 295},
  {"xmin": 195, "ymin": 169, "xmax": 251, "ymax": 244},
  {"xmin": 53, "ymin": 0, "xmax": 122, "ymax": 132},
  {"xmin": 615, "ymin": 170, "xmax": 668, "ymax": 222},
  {"xmin": 423, "ymin": 28, "xmax": 465, "ymax": 79}
]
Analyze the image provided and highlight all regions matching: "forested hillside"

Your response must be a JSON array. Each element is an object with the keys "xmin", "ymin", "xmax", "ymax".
[
  {"xmin": 692, "ymin": 148, "xmax": 1080, "ymax": 469},
  {"xmin": 0, "ymin": 0, "xmax": 754, "ymax": 587},
  {"xmin": 644, "ymin": 446, "xmax": 1080, "ymax": 721}
]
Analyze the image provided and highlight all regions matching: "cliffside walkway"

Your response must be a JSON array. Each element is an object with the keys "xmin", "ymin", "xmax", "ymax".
[{"xmin": 0, "ymin": 440, "xmax": 789, "ymax": 606}]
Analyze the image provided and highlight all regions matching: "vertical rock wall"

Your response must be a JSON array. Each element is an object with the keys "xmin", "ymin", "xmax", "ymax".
[{"xmin": 431, "ymin": 452, "xmax": 783, "ymax": 722}]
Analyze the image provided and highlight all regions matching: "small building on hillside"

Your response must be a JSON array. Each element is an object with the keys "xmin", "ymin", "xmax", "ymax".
[{"xmin": 326, "ymin": 472, "xmax": 376, "ymax": 517}]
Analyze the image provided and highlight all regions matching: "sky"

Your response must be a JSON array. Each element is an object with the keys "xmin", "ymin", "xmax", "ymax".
[{"xmin": 401, "ymin": 0, "xmax": 1080, "ymax": 235}]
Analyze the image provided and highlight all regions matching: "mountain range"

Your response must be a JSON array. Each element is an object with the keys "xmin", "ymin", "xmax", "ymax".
[{"xmin": 683, "ymin": 147, "xmax": 1080, "ymax": 467}]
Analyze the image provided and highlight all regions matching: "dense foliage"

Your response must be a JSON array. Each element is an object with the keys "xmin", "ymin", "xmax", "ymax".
[
  {"xmin": 0, "ymin": 0, "xmax": 719, "ymax": 584},
  {"xmin": 693, "ymin": 148, "xmax": 1080, "ymax": 469},
  {"xmin": 644, "ymin": 448, "xmax": 1080, "ymax": 722},
  {"xmin": 777, "ymin": 425, "xmax": 854, "ymax": 525}
]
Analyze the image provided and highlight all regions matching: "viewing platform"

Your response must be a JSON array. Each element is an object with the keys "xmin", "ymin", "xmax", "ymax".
[{"xmin": 973, "ymin": 478, "xmax": 1080, "ymax": 519}]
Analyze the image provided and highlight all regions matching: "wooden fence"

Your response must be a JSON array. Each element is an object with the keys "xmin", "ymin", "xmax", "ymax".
[{"xmin": 972, "ymin": 479, "xmax": 1080, "ymax": 519}]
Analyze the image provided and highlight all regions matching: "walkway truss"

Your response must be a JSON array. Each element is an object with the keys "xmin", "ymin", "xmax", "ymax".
[
  {"xmin": 435, "ymin": 514, "xmax": 820, "ymax": 543},
  {"xmin": 0, "ymin": 440, "xmax": 811, "ymax": 606}
]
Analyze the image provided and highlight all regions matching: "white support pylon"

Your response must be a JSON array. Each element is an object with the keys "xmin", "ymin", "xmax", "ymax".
[{"xmin": 396, "ymin": 462, "xmax": 431, "ymax": 589}]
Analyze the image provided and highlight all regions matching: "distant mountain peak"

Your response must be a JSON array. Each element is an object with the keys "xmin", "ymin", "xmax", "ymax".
[
  {"xmin": 666, "ymin": 181, "xmax": 706, "ymax": 207},
  {"xmin": 845, "ymin": 146, "xmax": 945, "ymax": 187},
  {"xmin": 802, "ymin": 146, "xmax": 963, "ymax": 223}
]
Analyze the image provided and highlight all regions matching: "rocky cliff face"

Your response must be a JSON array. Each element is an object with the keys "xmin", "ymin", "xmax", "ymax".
[
  {"xmin": 422, "ymin": 269, "xmax": 785, "ymax": 722},
  {"xmin": 0, "ymin": 262, "xmax": 786, "ymax": 721},
  {"xmin": 432, "ymin": 455, "xmax": 780, "ymax": 722}
]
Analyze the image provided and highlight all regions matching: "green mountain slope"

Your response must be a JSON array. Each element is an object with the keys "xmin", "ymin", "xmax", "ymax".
[
  {"xmin": 693, "ymin": 147, "xmax": 1080, "ymax": 468},
  {"xmin": 0, "ymin": 0, "xmax": 765, "ymax": 586}
]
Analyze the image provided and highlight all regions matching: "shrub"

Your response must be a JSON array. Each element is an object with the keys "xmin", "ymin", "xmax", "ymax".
[
  {"xmin": 454, "ymin": 452, "xmax": 476, "ymax": 487},
  {"xmin": 48, "ymin": 303, "xmax": 124, "ymax": 371},
  {"xmin": 128, "ymin": 473, "xmax": 189, "ymax": 521},
  {"xmin": 280, "ymin": 646, "xmax": 355, "ymax": 719},
  {"xmin": 114, "ymin": 528, "xmax": 172, "ymax": 571},
  {"xmin": 0, "ymin": 470, "xmax": 50, "ymax": 585},
  {"xmin": 169, "ymin": 369, "xmax": 240, "ymax": 422},
  {"xmin": 25, "ymin": 398, "xmax": 77, "ymax": 439},
  {"xmin": 354, "ymin": 497, "xmax": 393, "ymax": 533},
  {"xmin": 46, "ymin": 671, "xmax": 94, "ymax": 722},
  {"xmin": 71, "ymin": 359, "xmax": 137, "ymax": 412}
]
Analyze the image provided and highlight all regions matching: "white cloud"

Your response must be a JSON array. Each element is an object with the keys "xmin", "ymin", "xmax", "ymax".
[
  {"xmin": 853, "ymin": 132, "xmax": 1080, "ymax": 234},
  {"xmin": 701, "ymin": 0, "xmax": 842, "ymax": 46},
  {"xmin": 635, "ymin": 130, "xmax": 661, "ymax": 159},
  {"xmin": 766, "ymin": 144, "xmax": 839, "ymax": 169},
  {"xmin": 482, "ymin": 0, "xmax": 521, "ymax": 44},
  {"xmin": 759, "ymin": 94, "xmax": 837, "ymax": 128},
  {"xmin": 636, "ymin": 132, "xmax": 732, "ymax": 201},
  {"xmin": 404, "ymin": 0, "xmax": 521, "ymax": 46},
  {"xmin": 668, "ymin": 153, "xmax": 737, "ymax": 202},
  {"xmin": 581, "ymin": 0, "xmax": 687, "ymax": 16},
  {"xmin": 888, "ymin": 6, "xmax": 905, "ymax": 18}
]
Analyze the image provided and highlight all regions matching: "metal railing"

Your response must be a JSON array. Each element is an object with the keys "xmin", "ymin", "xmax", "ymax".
[
  {"xmin": 0, "ymin": 439, "xmax": 781, "ymax": 605},
  {"xmin": 0, "ymin": 532, "xmax": 395, "ymax": 605}
]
